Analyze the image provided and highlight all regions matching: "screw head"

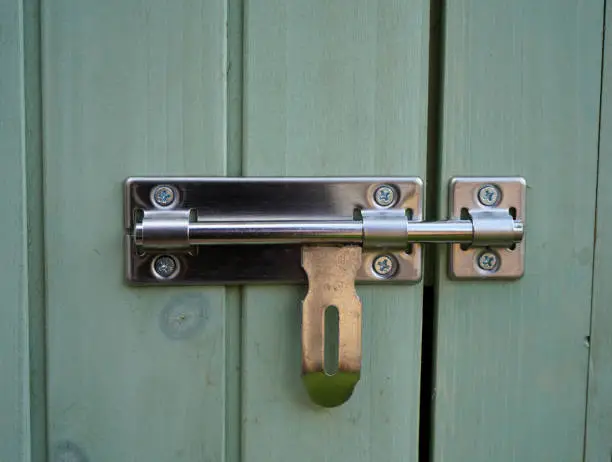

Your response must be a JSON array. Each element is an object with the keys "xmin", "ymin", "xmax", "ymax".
[
  {"xmin": 477, "ymin": 250, "xmax": 499, "ymax": 272},
  {"xmin": 477, "ymin": 184, "xmax": 501, "ymax": 207},
  {"xmin": 152, "ymin": 255, "xmax": 180, "ymax": 279},
  {"xmin": 374, "ymin": 184, "xmax": 397, "ymax": 207},
  {"xmin": 152, "ymin": 185, "xmax": 177, "ymax": 207},
  {"xmin": 372, "ymin": 254, "xmax": 397, "ymax": 278}
]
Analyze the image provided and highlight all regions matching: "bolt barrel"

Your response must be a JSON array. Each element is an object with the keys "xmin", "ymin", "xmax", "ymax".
[
  {"xmin": 136, "ymin": 213, "xmax": 522, "ymax": 249},
  {"xmin": 188, "ymin": 220, "xmax": 363, "ymax": 245}
]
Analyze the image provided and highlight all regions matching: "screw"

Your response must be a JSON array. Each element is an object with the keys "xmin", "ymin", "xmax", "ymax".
[
  {"xmin": 152, "ymin": 185, "xmax": 176, "ymax": 207},
  {"xmin": 152, "ymin": 255, "xmax": 179, "ymax": 279},
  {"xmin": 477, "ymin": 184, "xmax": 501, "ymax": 207},
  {"xmin": 374, "ymin": 184, "xmax": 397, "ymax": 207},
  {"xmin": 372, "ymin": 254, "xmax": 396, "ymax": 278},
  {"xmin": 477, "ymin": 250, "xmax": 499, "ymax": 272}
]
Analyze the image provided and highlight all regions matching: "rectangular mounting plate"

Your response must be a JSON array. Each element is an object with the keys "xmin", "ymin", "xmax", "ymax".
[
  {"xmin": 449, "ymin": 177, "xmax": 526, "ymax": 280},
  {"xmin": 125, "ymin": 177, "xmax": 423, "ymax": 285}
]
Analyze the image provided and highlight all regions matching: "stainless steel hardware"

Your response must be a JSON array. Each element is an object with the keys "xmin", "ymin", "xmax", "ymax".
[
  {"xmin": 301, "ymin": 246, "xmax": 362, "ymax": 407},
  {"xmin": 125, "ymin": 177, "xmax": 525, "ymax": 284},
  {"xmin": 124, "ymin": 176, "xmax": 525, "ymax": 408},
  {"xmin": 134, "ymin": 209, "xmax": 520, "ymax": 248},
  {"xmin": 125, "ymin": 177, "xmax": 425, "ymax": 284},
  {"xmin": 449, "ymin": 177, "xmax": 526, "ymax": 279}
]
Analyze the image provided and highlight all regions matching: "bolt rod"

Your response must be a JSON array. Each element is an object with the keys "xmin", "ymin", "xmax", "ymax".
[
  {"xmin": 188, "ymin": 220, "xmax": 364, "ymax": 245},
  {"xmin": 176, "ymin": 219, "xmax": 517, "ymax": 246}
]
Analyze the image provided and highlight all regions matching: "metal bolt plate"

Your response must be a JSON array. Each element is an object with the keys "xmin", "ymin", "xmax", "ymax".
[
  {"xmin": 125, "ymin": 177, "xmax": 423, "ymax": 285},
  {"xmin": 449, "ymin": 177, "xmax": 526, "ymax": 280}
]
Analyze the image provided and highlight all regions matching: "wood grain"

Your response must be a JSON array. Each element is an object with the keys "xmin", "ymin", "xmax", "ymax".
[
  {"xmin": 1, "ymin": 1, "xmax": 32, "ymax": 460},
  {"xmin": 42, "ymin": 1, "xmax": 230, "ymax": 460},
  {"xmin": 433, "ymin": 1, "xmax": 604, "ymax": 460},
  {"xmin": 242, "ymin": 1, "xmax": 429, "ymax": 460},
  {"xmin": 0, "ymin": 0, "xmax": 46, "ymax": 460}
]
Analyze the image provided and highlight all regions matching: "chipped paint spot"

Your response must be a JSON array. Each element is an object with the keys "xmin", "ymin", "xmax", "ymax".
[
  {"xmin": 160, "ymin": 293, "xmax": 208, "ymax": 339},
  {"xmin": 53, "ymin": 441, "xmax": 88, "ymax": 462}
]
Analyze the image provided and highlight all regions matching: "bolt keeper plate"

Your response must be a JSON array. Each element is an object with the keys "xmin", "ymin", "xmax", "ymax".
[
  {"xmin": 449, "ymin": 177, "xmax": 526, "ymax": 280},
  {"xmin": 125, "ymin": 177, "xmax": 423, "ymax": 285}
]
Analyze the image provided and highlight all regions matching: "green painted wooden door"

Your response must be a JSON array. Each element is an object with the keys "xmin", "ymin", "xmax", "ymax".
[
  {"xmin": 1, "ymin": 0, "xmax": 610, "ymax": 461},
  {"xmin": 431, "ymin": 2, "xmax": 606, "ymax": 461}
]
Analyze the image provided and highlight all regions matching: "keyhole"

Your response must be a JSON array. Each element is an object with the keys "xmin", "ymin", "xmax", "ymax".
[{"xmin": 324, "ymin": 305, "xmax": 340, "ymax": 376}]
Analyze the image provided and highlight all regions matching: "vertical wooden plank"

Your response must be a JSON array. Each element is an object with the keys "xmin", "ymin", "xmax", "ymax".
[
  {"xmin": 433, "ymin": 1, "xmax": 603, "ymax": 460},
  {"xmin": 43, "ymin": 1, "xmax": 230, "ymax": 460},
  {"xmin": 242, "ymin": 1, "xmax": 429, "ymax": 460},
  {"xmin": 585, "ymin": 1, "xmax": 612, "ymax": 460},
  {"xmin": 0, "ymin": 1, "xmax": 31, "ymax": 460},
  {"xmin": 23, "ymin": 0, "xmax": 46, "ymax": 460},
  {"xmin": 0, "ymin": 0, "xmax": 45, "ymax": 460}
]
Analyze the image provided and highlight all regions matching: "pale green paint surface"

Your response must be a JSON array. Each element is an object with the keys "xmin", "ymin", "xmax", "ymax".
[
  {"xmin": 433, "ymin": 1, "xmax": 603, "ymax": 461},
  {"xmin": 1, "ymin": 1, "xmax": 32, "ymax": 460},
  {"xmin": 242, "ymin": 1, "xmax": 428, "ymax": 460},
  {"xmin": 22, "ymin": 0, "xmax": 47, "ymax": 459},
  {"xmin": 1, "ymin": 1, "xmax": 46, "ymax": 460},
  {"xmin": 585, "ymin": 1, "xmax": 612, "ymax": 460},
  {"xmin": 42, "ymin": 1, "xmax": 232, "ymax": 460},
  {"xmin": 3, "ymin": 0, "xmax": 609, "ymax": 460}
]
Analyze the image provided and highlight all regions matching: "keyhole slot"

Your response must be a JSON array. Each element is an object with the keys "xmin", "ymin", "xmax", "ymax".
[{"xmin": 323, "ymin": 305, "xmax": 340, "ymax": 376}]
